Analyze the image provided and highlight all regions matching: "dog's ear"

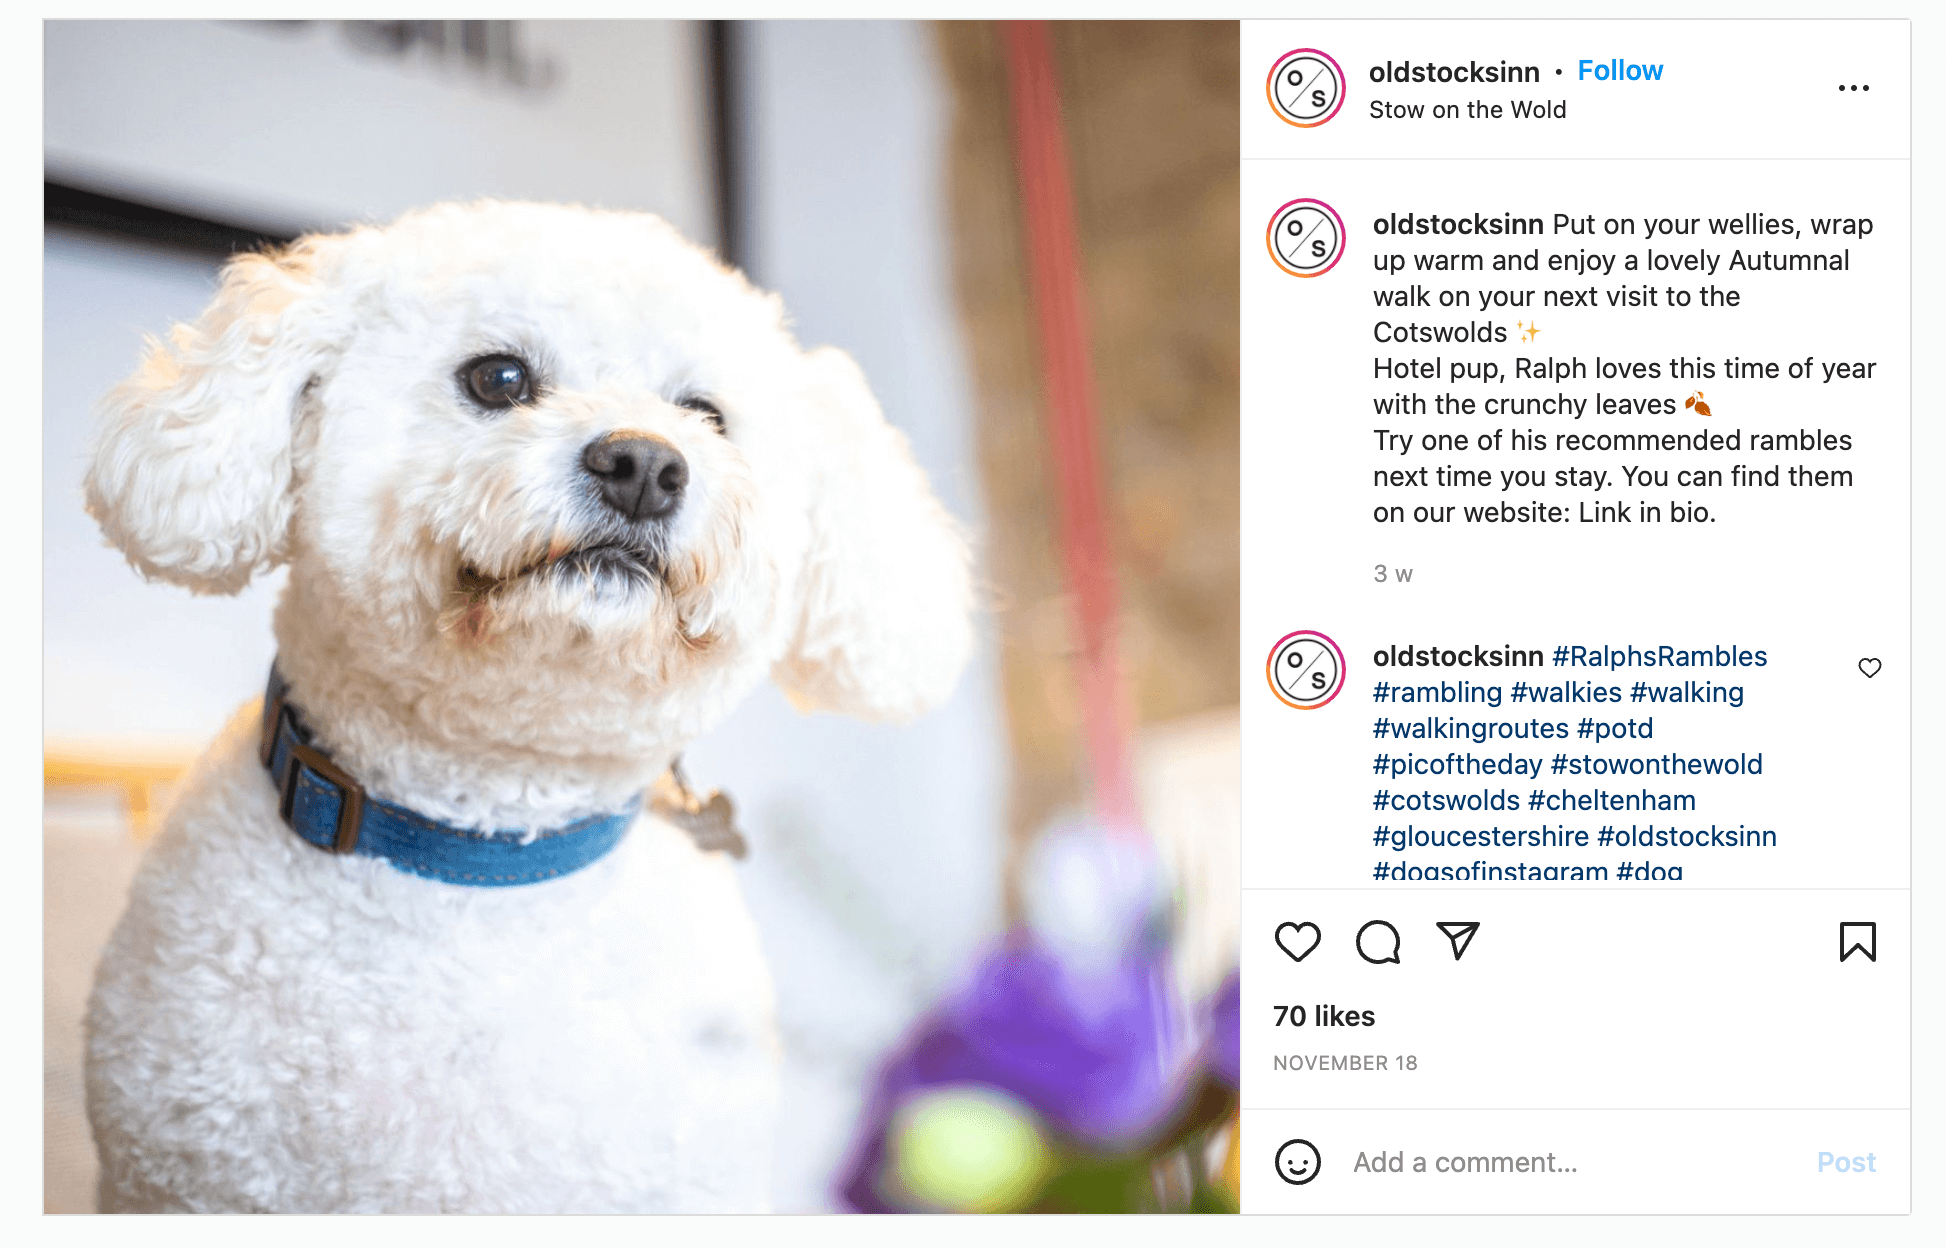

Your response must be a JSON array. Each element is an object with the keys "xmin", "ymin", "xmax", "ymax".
[
  {"xmin": 84, "ymin": 237, "xmax": 347, "ymax": 595},
  {"xmin": 772, "ymin": 347, "xmax": 976, "ymax": 721}
]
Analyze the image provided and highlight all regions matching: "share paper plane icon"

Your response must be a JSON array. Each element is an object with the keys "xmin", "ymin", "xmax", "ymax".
[{"xmin": 1436, "ymin": 922, "xmax": 1480, "ymax": 961}]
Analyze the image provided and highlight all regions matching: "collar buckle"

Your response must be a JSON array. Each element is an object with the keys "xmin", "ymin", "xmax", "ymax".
[
  {"xmin": 279, "ymin": 737, "xmax": 366, "ymax": 854},
  {"xmin": 263, "ymin": 669, "xmax": 364, "ymax": 855}
]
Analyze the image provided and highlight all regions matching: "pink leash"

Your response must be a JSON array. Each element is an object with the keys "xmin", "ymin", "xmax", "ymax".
[{"xmin": 1002, "ymin": 21, "xmax": 1140, "ymax": 835}]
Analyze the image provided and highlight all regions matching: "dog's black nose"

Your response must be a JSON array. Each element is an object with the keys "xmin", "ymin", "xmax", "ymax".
[{"xmin": 581, "ymin": 433, "xmax": 688, "ymax": 521}]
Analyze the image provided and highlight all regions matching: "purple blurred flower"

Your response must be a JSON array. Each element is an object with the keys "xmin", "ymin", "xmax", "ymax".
[
  {"xmin": 837, "ymin": 934, "xmax": 1193, "ymax": 1212},
  {"xmin": 1205, "ymin": 970, "xmax": 1240, "ymax": 1089}
]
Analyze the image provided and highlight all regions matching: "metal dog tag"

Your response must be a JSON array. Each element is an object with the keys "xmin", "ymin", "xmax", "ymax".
[{"xmin": 649, "ymin": 761, "xmax": 749, "ymax": 859}]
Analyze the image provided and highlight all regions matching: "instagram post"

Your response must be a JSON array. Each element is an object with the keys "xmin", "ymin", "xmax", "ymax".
[{"xmin": 28, "ymin": 8, "xmax": 1942, "ymax": 1242}]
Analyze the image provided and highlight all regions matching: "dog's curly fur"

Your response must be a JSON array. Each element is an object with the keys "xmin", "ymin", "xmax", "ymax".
[{"xmin": 79, "ymin": 201, "xmax": 974, "ymax": 1212}]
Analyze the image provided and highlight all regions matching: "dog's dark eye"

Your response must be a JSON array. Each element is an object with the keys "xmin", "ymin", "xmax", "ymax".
[
  {"xmin": 678, "ymin": 394, "xmax": 727, "ymax": 433},
  {"xmin": 459, "ymin": 355, "xmax": 533, "ymax": 409}
]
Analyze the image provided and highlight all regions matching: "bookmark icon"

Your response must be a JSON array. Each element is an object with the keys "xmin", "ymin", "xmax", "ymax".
[{"xmin": 1839, "ymin": 922, "xmax": 1877, "ymax": 963}]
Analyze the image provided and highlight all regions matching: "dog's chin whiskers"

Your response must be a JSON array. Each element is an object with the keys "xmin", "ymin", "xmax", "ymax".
[
  {"xmin": 457, "ymin": 563, "xmax": 501, "ymax": 594},
  {"xmin": 437, "ymin": 583, "xmax": 500, "ymax": 644},
  {"xmin": 450, "ymin": 532, "xmax": 675, "ymax": 627},
  {"xmin": 677, "ymin": 621, "xmax": 720, "ymax": 652}
]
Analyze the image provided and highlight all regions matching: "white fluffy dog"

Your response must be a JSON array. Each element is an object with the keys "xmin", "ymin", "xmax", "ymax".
[{"xmin": 80, "ymin": 200, "xmax": 973, "ymax": 1213}]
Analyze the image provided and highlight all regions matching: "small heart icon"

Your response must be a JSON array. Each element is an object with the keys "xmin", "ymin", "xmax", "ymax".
[
  {"xmin": 1859, "ymin": 658, "xmax": 1881, "ymax": 678},
  {"xmin": 1275, "ymin": 920, "xmax": 1321, "ymax": 964}
]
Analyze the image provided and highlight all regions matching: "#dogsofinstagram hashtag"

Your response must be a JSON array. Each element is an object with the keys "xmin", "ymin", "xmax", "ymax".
[{"xmin": 80, "ymin": 201, "xmax": 972, "ymax": 1213}]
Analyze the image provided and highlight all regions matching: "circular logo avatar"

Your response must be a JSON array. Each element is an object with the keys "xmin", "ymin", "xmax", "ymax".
[
  {"xmin": 1268, "ymin": 630, "xmax": 1347, "ymax": 709},
  {"xmin": 1267, "ymin": 49, "xmax": 1346, "ymax": 127},
  {"xmin": 1266, "ymin": 199, "xmax": 1346, "ymax": 277},
  {"xmin": 1275, "ymin": 1138, "xmax": 1323, "ymax": 1186}
]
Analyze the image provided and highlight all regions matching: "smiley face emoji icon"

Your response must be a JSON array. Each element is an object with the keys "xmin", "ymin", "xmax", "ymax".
[{"xmin": 1275, "ymin": 1138, "xmax": 1322, "ymax": 1186}]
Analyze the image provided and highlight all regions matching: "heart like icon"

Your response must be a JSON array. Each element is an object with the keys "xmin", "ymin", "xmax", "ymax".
[
  {"xmin": 1275, "ymin": 920, "xmax": 1321, "ymax": 964},
  {"xmin": 1859, "ymin": 658, "xmax": 1881, "ymax": 678}
]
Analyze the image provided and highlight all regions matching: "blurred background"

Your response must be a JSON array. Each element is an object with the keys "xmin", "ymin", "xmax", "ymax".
[{"xmin": 43, "ymin": 20, "xmax": 1239, "ymax": 1213}]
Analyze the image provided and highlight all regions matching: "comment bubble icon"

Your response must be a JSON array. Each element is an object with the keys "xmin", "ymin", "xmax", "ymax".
[{"xmin": 1356, "ymin": 919, "xmax": 1401, "ymax": 965}]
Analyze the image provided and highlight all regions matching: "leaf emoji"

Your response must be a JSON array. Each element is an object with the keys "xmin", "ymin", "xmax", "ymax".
[
  {"xmin": 1685, "ymin": 396, "xmax": 1695, "ymax": 409},
  {"xmin": 1695, "ymin": 400, "xmax": 1711, "ymax": 417}
]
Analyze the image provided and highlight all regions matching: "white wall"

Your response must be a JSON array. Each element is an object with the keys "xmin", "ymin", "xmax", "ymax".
[
  {"xmin": 43, "ymin": 231, "xmax": 276, "ymax": 744},
  {"xmin": 44, "ymin": 20, "xmax": 714, "ymax": 242}
]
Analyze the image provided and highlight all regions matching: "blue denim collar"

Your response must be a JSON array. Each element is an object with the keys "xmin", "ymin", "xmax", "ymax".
[{"xmin": 258, "ymin": 663, "xmax": 636, "ymax": 887}]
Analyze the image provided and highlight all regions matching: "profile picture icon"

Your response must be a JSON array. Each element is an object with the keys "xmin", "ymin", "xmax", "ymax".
[
  {"xmin": 1275, "ymin": 1138, "xmax": 1322, "ymax": 1186},
  {"xmin": 1266, "ymin": 199, "xmax": 1346, "ymax": 277},
  {"xmin": 1267, "ymin": 630, "xmax": 1346, "ymax": 709},
  {"xmin": 1267, "ymin": 49, "xmax": 1345, "ymax": 127}
]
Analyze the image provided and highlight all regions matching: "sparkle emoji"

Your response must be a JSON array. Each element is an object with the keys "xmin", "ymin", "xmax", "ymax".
[
  {"xmin": 1685, "ymin": 391, "xmax": 1712, "ymax": 416},
  {"xmin": 1517, "ymin": 320, "xmax": 1541, "ymax": 343}
]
